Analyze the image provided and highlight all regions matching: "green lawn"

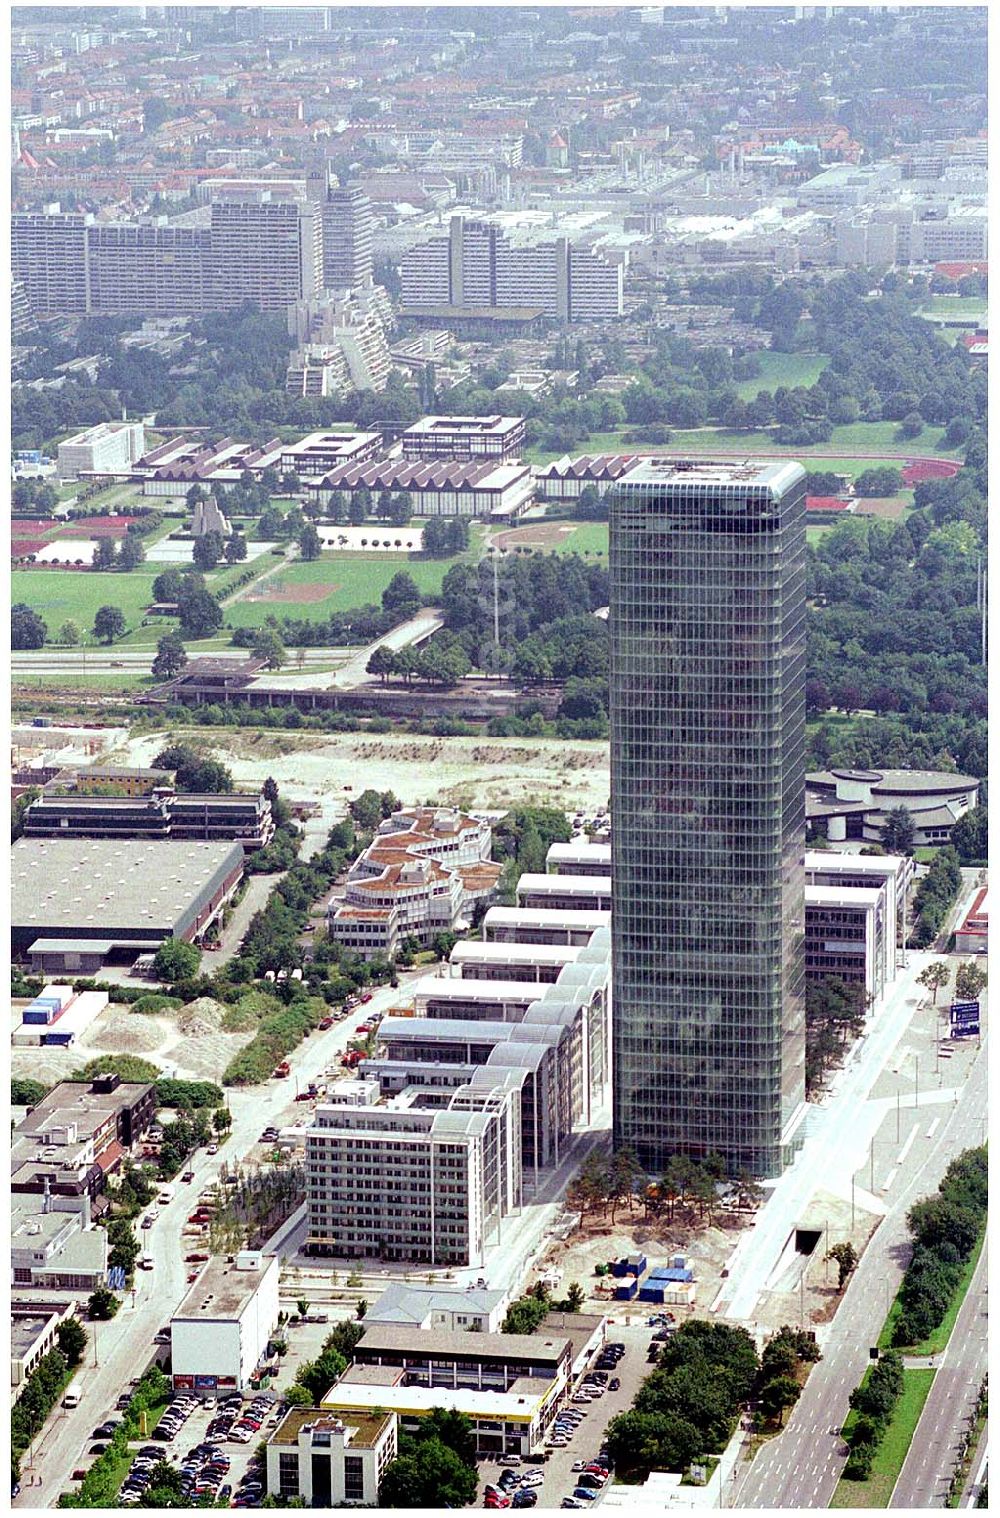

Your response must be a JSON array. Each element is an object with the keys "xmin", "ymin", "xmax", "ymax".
[
  {"xmin": 917, "ymin": 296, "xmax": 988, "ymax": 317},
  {"xmin": 807, "ymin": 523, "xmax": 836, "ymax": 545},
  {"xmin": 831, "ymin": 1369, "xmax": 936, "ymax": 1508},
  {"xmin": 224, "ymin": 551, "xmax": 458, "ymax": 628},
  {"xmin": 734, "ymin": 351, "xmax": 830, "ymax": 399},
  {"xmin": 879, "ymin": 1231, "xmax": 985, "ymax": 1356},
  {"xmin": 553, "ymin": 522, "xmax": 609, "ymax": 559},
  {"xmin": 528, "ymin": 421, "xmax": 959, "ymax": 468}
]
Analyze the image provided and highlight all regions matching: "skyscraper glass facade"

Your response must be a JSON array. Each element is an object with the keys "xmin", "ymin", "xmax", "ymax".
[{"xmin": 609, "ymin": 459, "xmax": 807, "ymax": 1177}]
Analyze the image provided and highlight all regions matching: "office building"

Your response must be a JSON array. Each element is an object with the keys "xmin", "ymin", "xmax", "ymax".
[
  {"xmin": 57, "ymin": 421, "xmax": 146, "ymax": 480},
  {"xmin": 401, "ymin": 415, "xmax": 527, "ymax": 462},
  {"xmin": 805, "ymin": 767, "xmax": 980, "ymax": 848},
  {"xmin": 804, "ymin": 885, "xmax": 886, "ymax": 1004},
  {"xmin": 278, "ymin": 429, "xmax": 381, "ymax": 478},
  {"xmin": 609, "ymin": 458, "xmax": 808, "ymax": 1177},
  {"xmin": 309, "ymin": 459, "xmax": 534, "ymax": 524},
  {"xmin": 955, "ymin": 887, "xmax": 988, "ymax": 955},
  {"xmin": 170, "ymin": 1251, "xmax": 280, "ymax": 1395},
  {"xmin": 515, "ymin": 873, "xmax": 612, "ymax": 912},
  {"xmin": 12, "ymin": 837, "xmax": 245, "ymax": 969},
  {"xmin": 482, "ymin": 905, "xmax": 611, "ymax": 947},
  {"xmin": 352, "ymin": 1323, "xmax": 573, "ymax": 1394},
  {"xmin": 12, "ymin": 1303, "xmax": 79, "ymax": 1392},
  {"xmin": 11, "ymin": 1073, "xmax": 157, "ymax": 1209},
  {"xmin": 321, "ymin": 184, "xmax": 375, "ymax": 291},
  {"xmin": 363, "ymin": 1282, "xmax": 509, "ymax": 1334},
  {"xmin": 328, "ymin": 807, "xmax": 500, "ymax": 961},
  {"xmin": 804, "ymin": 848, "xmax": 913, "ymax": 979},
  {"xmin": 266, "ymin": 1409, "xmax": 396, "ymax": 1508},
  {"xmin": 11, "ymin": 1195, "xmax": 108, "ymax": 1291},
  {"xmin": 319, "ymin": 1371, "xmax": 556, "ymax": 1459},
  {"xmin": 304, "ymin": 1100, "xmax": 519, "ymax": 1268},
  {"xmin": 23, "ymin": 788, "xmax": 274, "ymax": 852}
]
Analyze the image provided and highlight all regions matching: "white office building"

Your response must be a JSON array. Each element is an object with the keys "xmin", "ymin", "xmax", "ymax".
[
  {"xmin": 58, "ymin": 420, "xmax": 146, "ymax": 479},
  {"xmin": 170, "ymin": 1251, "xmax": 280, "ymax": 1394}
]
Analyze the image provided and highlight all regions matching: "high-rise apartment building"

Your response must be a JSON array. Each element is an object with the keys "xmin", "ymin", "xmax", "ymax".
[
  {"xmin": 12, "ymin": 209, "xmax": 90, "ymax": 314},
  {"xmin": 609, "ymin": 459, "xmax": 808, "ymax": 1178},
  {"xmin": 401, "ymin": 216, "xmax": 623, "ymax": 321},
  {"xmin": 87, "ymin": 223, "xmax": 211, "ymax": 314},
  {"xmin": 209, "ymin": 194, "xmax": 321, "ymax": 310},
  {"xmin": 321, "ymin": 185, "xmax": 375, "ymax": 292}
]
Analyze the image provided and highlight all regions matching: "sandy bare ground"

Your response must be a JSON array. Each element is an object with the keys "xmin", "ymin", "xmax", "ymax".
[
  {"xmin": 110, "ymin": 728, "xmax": 611, "ymax": 813},
  {"xmin": 11, "ymin": 996, "xmax": 255, "ymax": 1086}
]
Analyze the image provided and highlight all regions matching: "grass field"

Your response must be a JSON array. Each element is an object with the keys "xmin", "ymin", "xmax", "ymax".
[
  {"xmin": 552, "ymin": 522, "xmax": 610, "ymax": 559},
  {"xmin": 878, "ymin": 1231, "xmax": 985, "ymax": 1356},
  {"xmin": 224, "ymin": 551, "xmax": 457, "ymax": 627},
  {"xmin": 527, "ymin": 421, "xmax": 958, "ymax": 467},
  {"xmin": 831, "ymin": 1369, "xmax": 936, "ymax": 1508},
  {"xmin": 13, "ymin": 567, "xmax": 162, "ymax": 637},
  {"xmin": 734, "ymin": 351, "xmax": 830, "ymax": 398},
  {"xmin": 917, "ymin": 297, "xmax": 988, "ymax": 317},
  {"xmin": 11, "ymin": 671, "xmax": 155, "ymax": 690}
]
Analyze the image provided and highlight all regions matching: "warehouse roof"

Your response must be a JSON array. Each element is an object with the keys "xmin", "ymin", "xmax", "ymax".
[
  {"xmin": 173, "ymin": 1254, "xmax": 277, "ymax": 1321},
  {"xmin": 12, "ymin": 838, "xmax": 243, "ymax": 934},
  {"xmin": 356, "ymin": 1323, "xmax": 570, "ymax": 1363}
]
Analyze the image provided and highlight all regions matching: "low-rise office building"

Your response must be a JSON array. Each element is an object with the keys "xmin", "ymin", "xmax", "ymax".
[
  {"xmin": 400, "ymin": 414, "xmax": 527, "ymax": 462},
  {"xmin": 266, "ymin": 1409, "xmax": 397, "ymax": 1508},
  {"xmin": 308, "ymin": 457, "xmax": 534, "ymax": 520},
  {"xmin": 170, "ymin": 1251, "xmax": 280, "ymax": 1395},
  {"xmin": 328, "ymin": 807, "xmax": 500, "ymax": 960},
  {"xmin": 806, "ymin": 768, "xmax": 980, "ymax": 848},
  {"xmin": 805, "ymin": 884, "xmax": 886, "ymax": 1003},
  {"xmin": 363, "ymin": 1282, "xmax": 509, "ymax": 1334},
  {"xmin": 12, "ymin": 1301, "xmax": 79, "ymax": 1393},
  {"xmin": 11, "ymin": 1194, "xmax": 108, "ymax": 1291},
  {"xmin": 352, "ymin": 1322, "xmax": 573, "ymax": 1394},
  {"xmin": 23, "ymin": 788, "xmax": 274, "ymax": 851},
  {"xmin": 11, "ymin": 1074, "xmax": 157, "ymax": 1209},
  {"xmin": 278, "ymin": 429, "xmax": 382, "ymax": 478},
  {"xmin": 57, "ymin": 420, "xmax": 146, "ymax": 479},
  {"xmin": 321, "ymin": 1367, "xmax": 557, "ymax": 1458},
  {"xmin": 482, "ymin": 905, "xmax": 611, "ymax": 947},
  {"xmin": 805, "ymin": 849, "xmax": 913, "ymax": 978},
  {"xmin": 448, "ymin": 940, "xmax": 583, "ymax": 983},
  {"xmin": 515, "ymin": 872, "xmax": 613, "ymax": 912},
  {"xmin": 546, "ymin": 840, "xmax": 612, "ymax": 877}
]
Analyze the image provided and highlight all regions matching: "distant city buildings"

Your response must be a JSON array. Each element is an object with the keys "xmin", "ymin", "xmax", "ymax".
[{"xmin": 609, "ymin": 459, "xmax": 808, "ymax": 1178}]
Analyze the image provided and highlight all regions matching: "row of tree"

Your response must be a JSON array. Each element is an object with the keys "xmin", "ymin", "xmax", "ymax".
[
  {"xmin": 891, "ymin": 1146, "xmax": 986, "ymax": 1349},
  {"xmin": 366, "ymin": 632, "xmax": 472, "ymax": 688}
]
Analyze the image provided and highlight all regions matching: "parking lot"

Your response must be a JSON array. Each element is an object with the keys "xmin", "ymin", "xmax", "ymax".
[
  {"xmin": 478, "ymin": 1322, "xmax": 658, "ymax": 1510},
  {"xmin": 76, "ymin": 1389, "xmax": 280, "ymax": 1507}
]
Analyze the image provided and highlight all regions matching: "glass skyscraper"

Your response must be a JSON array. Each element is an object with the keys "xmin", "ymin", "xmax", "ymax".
[{"xmin": 609, "ymin": 459, "xmax": 807, "ymax": 1178}]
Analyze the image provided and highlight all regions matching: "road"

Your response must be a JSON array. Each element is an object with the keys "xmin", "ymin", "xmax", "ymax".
[
  {"xmin": 14, "ymin": 973, "xmax": 413, "ymax": 1509},
  {"xmin": 12, "ymin": 648, "xmax": 342, "ymax": 675},
  {"xmin": 889, "ymin": 1242, "xmax": 988, "ymax": 1507},
  {"xmin": 734, "ymin": 1036, "xmax": 987, "ymax": 1509}
]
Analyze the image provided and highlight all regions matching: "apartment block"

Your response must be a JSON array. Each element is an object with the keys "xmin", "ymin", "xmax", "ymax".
[
  {"xmin": 87, "ymin": 222, "xmax": 211, "ymax": 314},
  {"xmin": 321, "ymin": 185, "xmax": 375, "ymax": 291},
  {"xmin": 208, "ymin": 194, "xmax": 322, "ymax": 310},
  {"xmin": 401, "ymin": 216, "xmax": 623, "ymax": 321},
  {"xmin": 11, "ymin": 208, "xmax": 90, "ymax": 314}
]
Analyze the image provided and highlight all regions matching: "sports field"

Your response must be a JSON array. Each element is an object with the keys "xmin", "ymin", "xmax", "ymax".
[{"xmin": 224, "ymin": 552, "xmax": 457, "ymax": 628}]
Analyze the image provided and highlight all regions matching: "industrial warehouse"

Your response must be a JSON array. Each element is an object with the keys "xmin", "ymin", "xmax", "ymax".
[{"xmin": 11, "ymin": 836, "xmax": 245, "ymax": 973}]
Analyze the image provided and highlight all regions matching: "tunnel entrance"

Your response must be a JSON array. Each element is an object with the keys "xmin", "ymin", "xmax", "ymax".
[{"xmin": 795, "ymin": 1227, "xmax": 822, "ymax": 1256}]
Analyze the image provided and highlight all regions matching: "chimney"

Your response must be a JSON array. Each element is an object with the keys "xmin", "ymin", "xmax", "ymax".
[{"xmin": 43, "ymin": 1175, "xmax": 52, "ymax": 1214}]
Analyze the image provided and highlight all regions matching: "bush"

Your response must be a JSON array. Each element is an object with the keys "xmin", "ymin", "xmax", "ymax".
[
  {"xmin": 131, "ymin": 993, "xmax": 182, "ymax": 1016},
  {"xmin": 152, "ymin": 939, "xmax": 201, "ymax": 982}
]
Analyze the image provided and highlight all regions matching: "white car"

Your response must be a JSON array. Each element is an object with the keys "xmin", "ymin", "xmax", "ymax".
[{"xmin": 521, "ymin": 1473, "xmax": 544, "ymax": 1488}]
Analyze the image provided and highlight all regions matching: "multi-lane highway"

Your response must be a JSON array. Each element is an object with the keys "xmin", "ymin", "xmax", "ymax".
[
  {"xmin": 735, "ymin": 1037, "xmax": 987, "ymax": 1509},
  {"xmin": 889, "ymin": 1242, "xmax": 988, "ymax": 1508}
]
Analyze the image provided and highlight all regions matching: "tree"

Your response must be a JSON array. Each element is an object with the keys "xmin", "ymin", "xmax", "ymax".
[
  {"xmin": 826, "ymin": 1241, "xmax": 859, "ymax": 1290},
  {"xmin": 899, "ymin": 411, "xmax": 925, "ymax": 440},
  {"xmin": 57, "ymin": 620, "xmax": 81, "ymax": 646},
  {"xmin": 93, "ymin": 605, "xmax": 126, "ymax": 644},
  {"xmin": 299, "ymin": 522, "xmax": 322, "ymax": 560},
  {"xmin": 283, "ymin": 1384, "xmax": 313, "ymax": 1408},
  {"xmin": 565, "ymin": 1281, "xmax": 586, "ymax": 1312},
  {"xmin": 12, "ymin": 1076, "xmax": 49, "ymax": 1107},
  {"xmin": 294, "ymin": 1346, "xmax": 347, "ymax": 1403},
  {"xmin": 297, "ymin": 1299, "xmax": 309, "ymax": 1319},
  {"xmin": 950, "ymin": 806, "xmax": 987, "ymax": 864},
  {"xmin": 252, "ymin": 628, "xmax": 287, "ymax": 670},
  {"xmin": 93, "ymin": 535, "xmax": 117, "ymax": 570},
  {"xmin": 225, "ymin": 533, "xmax": 248, "ymax": 564},
  {"xmin": 55, "ymin": 1317, "xmax": 88, "ymax": 1367},
  {"xmin": 151, "ymin": 633, "xmax": 188, "ymax": 680},
  {"xmin": 954, "ymin": 962, "xmax": 987, "ymax": 1002},
  {"xmin": 193, "ymin": 530, "xmax": 224, "ymax": 571},
  {"xmin": 916, "ymin": 961, "xmax": 950, "ymax": 1006},
  {"xmin": 389, "ymin": 491, "xmax": 412, "ymax": 528},
  {"xmin": 176, "ymin": 575, "xmax": 223, "ymax": 638},
  {"xmin": 212, "ymin": 1106, "xmax": 232, "ymax": 1134},
  {"xmin": 379, "ymin": 1436, "xmax": 477, "ymax": 1509},
  {"xmin": 881, "ymin": 807, "xmax": 916, "ymax": 856},
  {"xmin": 118, "ymin": 532, "xmax": 146, "ymax": 570},
  {"xmin": 758, "ymin": 1376, "xmax": 801, "ymax": 1426},
  {"xmin": 87, "ymin": 1286, "xmax": 119, "ymax": 1320},
  {"xmin": 356, "ymin": 1298, "xmax": 368, "ymax": 1320},
  {"xmin": 152, "ymin": 939, "xmax": 201, "ymax": 982},
  {"xmin": 381, "ymin": 572, "xmax": 422, "ymax": 616},
  {"xmin": 366, "ymin": 646, "xmax": 396, "ymax": 683},
  {"xmin": 348, "ymin": 491, "xmax": 368, "ymax": 526},
  {"xmin": 604, "ymin": 1410, "xmax": 703, "ymax": 1479},
  {"xmin": 12, "ymin": 603, "xmax": 48, "ymax": 649}
]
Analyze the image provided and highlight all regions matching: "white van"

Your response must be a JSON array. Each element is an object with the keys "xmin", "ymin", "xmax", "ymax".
[{"xmin": 62, "ymin": 1390, "xmax": 81, "ymax": 1409}]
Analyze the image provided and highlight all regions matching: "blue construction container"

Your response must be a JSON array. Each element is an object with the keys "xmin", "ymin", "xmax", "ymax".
[
  {"xmin": 638, "ymin": 1283, "xmax": 666, "ymax": 1304},
  {"xmin": 611, "ymin": 1252, "xmax": 647, "ymax": 1279},
  {"xmin": 613, "ymin": 1278, "xmax": 639, "ymax": 1301},
  {"xmin": 649, "ymin": 1266, "xmax": 694, "ymax": 1283}
]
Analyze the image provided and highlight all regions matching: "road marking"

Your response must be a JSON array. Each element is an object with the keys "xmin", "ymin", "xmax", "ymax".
[
  {"xmin": 926, "ymin": 1116, "xmax": 940, "ymax": 1139},
  {"xmin": 897, "ymin": 1126, "xmax": 918, "ymax": 1164},
  {"xmin": 882, "ymin": 1166, "xmax": 899, "ymax": 1190}
]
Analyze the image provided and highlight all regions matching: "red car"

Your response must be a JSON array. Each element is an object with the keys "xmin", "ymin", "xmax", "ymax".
[
  {"xmin": 184, "ymin": 1252, "xmax": 209, "ymax": 1263},
  {"xmin": 318, "ymin": 1018, "xmax": 333, "ymax": 1030},
  {"xmin": 360, "ymin": 991, "xmax": 373, "ymax": 1003}
]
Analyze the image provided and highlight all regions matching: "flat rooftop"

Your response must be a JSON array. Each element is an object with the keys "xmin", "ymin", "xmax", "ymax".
[
  {"xmin": 325, "ymin": 1374, "xmax": 555, "ymax": 1422},
  {"xmin": 12, "ymin": 838, "xmax": 243, "ymax": 934},
  {"xmin": 270, "ymin": 1407, "xmax": 393, "ymax": 1449},
  {"xmin": 12, "ymin": 1311, "xmax": 61, "ymax": 1357},
  {"xmin": 805, "ymin": 884, "xmax": 882, "ymax": 909},
  {"xmin": 356, "ymin": 1323, "xmax": 570, "ymax": 1363},
  {"xmin": 172, "ymin": 1255, "xmax": 275, "ymax": 1321},
  {"xmin": 404, "ymin": 414, "xmax": 524, "ymax": 435},
  {"xmin": 617, "ymin": 457, "xmax": 805, "ymax": 493}
]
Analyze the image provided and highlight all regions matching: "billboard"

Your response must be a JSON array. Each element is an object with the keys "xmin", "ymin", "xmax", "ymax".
[{"xmin": 950, "ymin": 1000, "xmax": 981, "ymax": 1025}]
